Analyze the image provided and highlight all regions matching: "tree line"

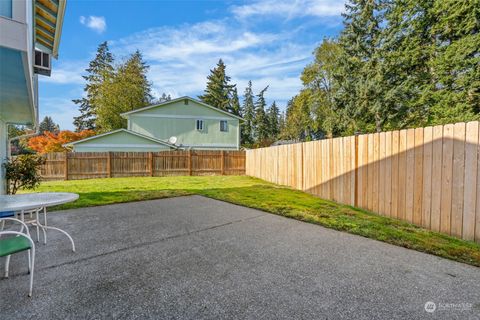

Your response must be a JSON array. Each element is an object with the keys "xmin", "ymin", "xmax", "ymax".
[
  {"xmin": 282, "ymin": 0, "xmax": 479, "ymax": 140},
  {"xmin": 73, "ymin": 43, "xmax": 284, "ymax": 147},
  {"xmin": 73, "ymin": 42, "xmax": 156, "ymax": 133},
  {"xmin": 198, "ymin": 59, "xmax": 283, "ymax": 147},
  {"xmin": 63, "ymin": 0, "xmax": 480, "ymax": 149}
]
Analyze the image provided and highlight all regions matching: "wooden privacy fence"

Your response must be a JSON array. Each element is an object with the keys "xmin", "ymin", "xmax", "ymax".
[
  {"xmin": 41, "ymin": 150, "xmax": 245, "ymax": 180},
  {"xmin": 246, "ymin": 121, "xmax": 480, "ymax": 243}
]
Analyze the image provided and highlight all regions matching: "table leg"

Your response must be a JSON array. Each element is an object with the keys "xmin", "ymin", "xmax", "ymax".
[{"xmin": 33, "ymin": 207, "xmax": 75, "ymax": 252}]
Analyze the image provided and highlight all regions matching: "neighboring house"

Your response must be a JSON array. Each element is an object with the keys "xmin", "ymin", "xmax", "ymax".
[
  {"xmin": 67, "ymin": 97, "xmax": 243, "ymax": 152},
  {"xmin": 0, "ymin": 0, "xmax": 66, "ymax": 194},
  {"xmin": 270, "ymin": 140, "xmax": 300, "ymax": 147}
]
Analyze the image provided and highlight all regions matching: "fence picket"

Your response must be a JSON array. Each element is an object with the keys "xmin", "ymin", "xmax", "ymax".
[{"xmin": 244, "ymin": 121, "xmax": 480, "ymax": 242}]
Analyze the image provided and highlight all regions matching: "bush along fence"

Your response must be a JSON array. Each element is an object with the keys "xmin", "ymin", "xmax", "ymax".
[
  {"xmin": 40, "ymin": 150, "xmax": 246, "ymax": 180},
  {"xmin": 246, "ymin": 121, "xmax": 480, "ymax": 243}
]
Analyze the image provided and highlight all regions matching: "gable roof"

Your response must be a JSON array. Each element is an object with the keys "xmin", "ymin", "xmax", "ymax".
[
  {"xmin": 64, "ymin": 129, "xmax": 178, "ymax": 149},
  {"xmin": 120, "ymin": 96, "xmax": 244, "ymax": 121}
]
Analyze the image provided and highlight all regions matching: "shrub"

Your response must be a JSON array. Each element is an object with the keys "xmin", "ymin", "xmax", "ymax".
[{"xmin": 3, "ymin": 154, "xmax": 45, "ymax": 194}]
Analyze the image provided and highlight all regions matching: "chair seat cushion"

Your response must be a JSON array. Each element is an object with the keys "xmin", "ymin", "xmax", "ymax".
[
  {"xmin": 0, "ymin": 211, "xmax": 14, "ymax": 218},
  {"xmin": 0, "ymin": 236, "xmax": 31, "ymax": 257}
]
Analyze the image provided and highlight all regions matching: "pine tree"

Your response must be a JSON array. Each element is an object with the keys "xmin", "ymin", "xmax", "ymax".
[
  {"xmin": 230, "ymin": 87, "xmax": 241, "ymax": 116},
  {"xmin": 73, "ymin": 41, "xmax": 114, "ymax": 131},
  {"xmin": 380, "ymin": 0, "xmax": 436, "ymax": 129},
  {"xmin": 267, "ymin": 101, "xmax": 280, "ymax": 138},
  {"xmin": 429, "ymin": 0, "xmax": 480, "ymax": 124},
  {"xmin": 199, "ymin": 59, "xmax": 235, "ymax": 112},
  {"xmin": 254, "ymin": 86, "xmax": 270, "ymax": 142},
  {"xmin": 336, "ymin": 0, "xmax": 386, "ymax": 133},
  {"xmin": 39, "ymin": 116, "xmax": 59, "ymax": 134},
  {"xmin": 241, "ymin": 81, "xmax": 255, "ymax": 146},
  {"xmin": 95, "ymin": 50, "xmax": 152, "ymax": 132}
]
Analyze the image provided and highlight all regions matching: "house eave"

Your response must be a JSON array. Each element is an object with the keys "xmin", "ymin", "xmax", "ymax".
[
  {"xmin": 64, "ymin": 129, "xmax": 179, "ymax": 149},
  {"xmin": 120, "ymin": 96, "xmax": 245, "ymax": 121}
]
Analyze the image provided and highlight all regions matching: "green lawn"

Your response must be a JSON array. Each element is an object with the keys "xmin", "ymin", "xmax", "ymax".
[{"xmin": 24, "ymin": 175, "xmax": 480, "ymax": 267}]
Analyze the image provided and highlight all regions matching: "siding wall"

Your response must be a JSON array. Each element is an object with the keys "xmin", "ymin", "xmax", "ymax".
[{"xmin": 128, "ymin": 99, "xmax": 240, "ymax": 150}]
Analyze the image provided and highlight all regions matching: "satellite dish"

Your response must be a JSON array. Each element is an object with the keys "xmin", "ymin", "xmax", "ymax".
[{"xmin": 168, "ymin": 136, "xmax": 177, "ymax": 144}]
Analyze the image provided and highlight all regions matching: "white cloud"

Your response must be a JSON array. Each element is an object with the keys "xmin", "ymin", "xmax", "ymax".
[
  {"xmin": 40, "ymin": 60, "xmax": 86, "ymax": 85},
  {"xmin": 39, "ymin": 97, "xmax": 80, "ymax": 131},
  {"xmin": 111, "ymin": 20, "xmax": 312, "ymax": 108},
  {"xmin": 79, "ymin": 15, "xmax": 107, "ymax": 33},
  {"xmin": 231, "ymin": 0, "xmax": 345, "ymax": 20}
]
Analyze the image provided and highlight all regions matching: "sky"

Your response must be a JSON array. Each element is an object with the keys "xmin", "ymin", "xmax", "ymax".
[{"xmin": 40, "ymin": 0, "xmax": 346, "ymax": 130}]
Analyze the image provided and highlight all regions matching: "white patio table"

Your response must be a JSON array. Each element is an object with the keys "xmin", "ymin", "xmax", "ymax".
[{"xmin": 0, "ymin": 192, "xmax": 79, "ymax": 252}]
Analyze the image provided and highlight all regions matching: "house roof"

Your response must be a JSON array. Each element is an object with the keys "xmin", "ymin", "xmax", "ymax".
[
  {"xmin": 120, "ymin": 96, "xmax": 244, "ymax": 121},
  {"xmin": 35, "ymin": 0, "xmax": 67, "ymax": 59},
  {"xmin": 64, "ymin": 129, "xmax": 178, "ymax": 149}
]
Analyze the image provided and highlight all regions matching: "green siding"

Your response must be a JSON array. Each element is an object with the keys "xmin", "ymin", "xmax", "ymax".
[
  {"xmin": 72, "ymin": 130, "xmax": 172, "ymax": 152},
  {"xmin": 75, "ymin": 146, "xmax": 169, "ymax": 152},
  {"xmin": 128, "ymin": 99, "xmax": 240, "ymax": 149},
  {"xmin": 132, "ymin": 99, "xmax": 236, "ymax": 118}
]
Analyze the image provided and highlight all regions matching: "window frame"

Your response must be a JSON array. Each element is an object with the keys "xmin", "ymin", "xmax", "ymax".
[
  {"xmin": 196, "ymin": 119, "xmax": 204, "ymax": 131},
  {"xmin": 220, "ymin": 120, "xmax": 228, "ymax": 132}
]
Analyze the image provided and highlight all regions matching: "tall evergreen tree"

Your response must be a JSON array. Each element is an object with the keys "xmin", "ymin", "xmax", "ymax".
[
  {"xmin": 199, "ymin": 59, "xmax": 235, "ymax": 112},
  {"xmin": 336, "ymin": 0, "xmax": 386, "ymax": 133},
  {"xmin": 429, "ymin": 0, "xmax": 480, "ymax": 123},
  {"xmin": 254, "ymin": 86, "xmax": 270, "ymax": 142},
  {"xmin": 39, "ymin": 116, "xmax": 59, "ymax": 134},
  {"xmin": 267, "ymin": 101, "xmax": 280, "ymax": 138},
  {"xmin": 95, "ymin": 50, "xmax": 152, "ymax": 132},
  {"xmin": 73, "ymin": 41, "xmax": 114, "ymax": 131},
  {"xmin": 241, "ymin": 81, "xmax": 255, "ymax": 145},
  {"xmin": 230, "ymin": 87, "xmax": 241, "ymax": 116},
  {"xmin": 380, "ymin": 0, "xmax": 436, "ymax": 129}
]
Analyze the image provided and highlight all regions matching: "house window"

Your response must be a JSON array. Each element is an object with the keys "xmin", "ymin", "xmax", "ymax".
[
  {"xmin": 220, "ymin": 120, "xmax": 228, "ymax": 132},
  {"xmin": 196, "ymin": 120, "xmax": 204, "ymax": 131}
]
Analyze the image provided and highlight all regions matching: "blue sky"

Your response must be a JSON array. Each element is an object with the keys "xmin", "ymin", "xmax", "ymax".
[{"xmin": 40, "ymin": 0, "xmax": 345, "ymax": 130}]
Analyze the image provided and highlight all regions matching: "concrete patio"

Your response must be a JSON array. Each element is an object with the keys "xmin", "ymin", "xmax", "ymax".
[{"xmin": 1, "ymin": 195, "xmax": 479, "ymax": 319}]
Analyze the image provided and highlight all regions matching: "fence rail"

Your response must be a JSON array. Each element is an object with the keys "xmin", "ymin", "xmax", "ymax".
[
  {"xmin": 41, "ymin": 150, "xmax": 245, "ymax": 180},
  {"xmin": 246, "ymin": 121, "xmax": 480, "ymax": 243}
]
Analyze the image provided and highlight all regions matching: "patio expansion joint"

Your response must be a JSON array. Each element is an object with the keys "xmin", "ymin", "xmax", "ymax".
[{"xmin": 36, "ymin": 213, "xmax": 267, "ymax": 272}]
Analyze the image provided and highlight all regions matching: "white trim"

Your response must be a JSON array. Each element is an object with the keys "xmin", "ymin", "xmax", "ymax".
[
  {"xmin": 52, "ymin": 0, "xmax": 66, "ymax": 59},
  {"xmin": 131, "ymin": 113, "xmax": 235, "ymax": 121},
  {"xmin": 182, "ymin": 143, "xmax": 237, "ymax": 148},
  {"xmin": 0, "ymin": 16, "xmax": 28, "ymax": 52},
  {"xmin": 120, "ymin": 96, "xmax": 244, "ymax": 121},
  {"xmin": 237, "ymin": 122, "xmax": 240, "ymax": 149},
  {"xmin": 75, "ymin": 144, "xmax": 170, "ymax": 148}
]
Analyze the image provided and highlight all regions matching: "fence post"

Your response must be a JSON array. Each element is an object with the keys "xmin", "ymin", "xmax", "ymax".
[
  {"xmin": 188, "ymin": 150, "xmax": 192, "ymax": 176},
  {"xmin": 221, "ymin": 150, "xmax": 225, "ymax": 175},
  {"xmin": 149, "ymin": 152, "xmax": 154, "ymax": 177},
  {"xmin": 64, "ymin": 151, "xmax": 68, "ymax": 181},
  {"xmin": 107, "ymin": 152, "xmax": 112, "ymax": 178}
]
